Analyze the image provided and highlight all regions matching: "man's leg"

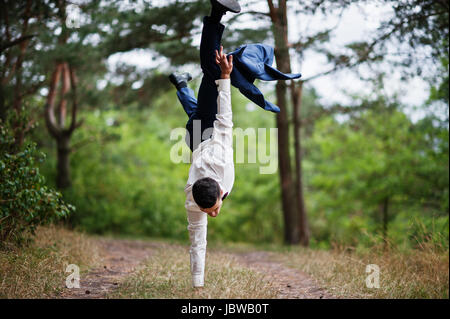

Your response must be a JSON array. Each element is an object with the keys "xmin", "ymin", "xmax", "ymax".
[
  {"xmin": 168, "ymin": 72, "xmax": 197, "ymax": 151},
  {"xmin": 176, "ymin": 86, "xmax": 198, "ymax": 118},
  {"xmin": 195, "ymin": 16, "xmax": 226, "ymax": 142},
  {"xmin": 196, "ymin": 1, "xmax": 241, "ymax": 138},
  {"xmin": 199, "ymin": 17, "xmax": 224, "ymax": 81},
  {"xmin": 170, "ymin": 72, "xmax": 196, "ymax": 117},
  {"xmin": 182, "ymin": 15, "xmax": 226, "ymax": 151}
]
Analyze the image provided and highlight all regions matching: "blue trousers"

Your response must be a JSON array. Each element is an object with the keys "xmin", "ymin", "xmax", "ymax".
[{"xmin": 176, "ymin": 17, "xmax": 225, "ymax": 152}]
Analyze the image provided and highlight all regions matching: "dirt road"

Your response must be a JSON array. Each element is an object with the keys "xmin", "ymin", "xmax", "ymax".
[{"xmin": 60, "ymin": 238, "xmax": 335, "ymax": 299}]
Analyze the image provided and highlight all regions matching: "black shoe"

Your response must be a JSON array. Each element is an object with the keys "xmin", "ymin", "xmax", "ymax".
[
  {"xmin": 211, "ymin": 0, "xmax": 241, "ymax": 14},
  {"xmin": 169, "ymin": 72, "xmax": 192, "ymax": 90}
]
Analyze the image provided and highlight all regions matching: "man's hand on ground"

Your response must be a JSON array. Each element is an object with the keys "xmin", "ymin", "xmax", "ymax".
[{"xmin": 215, "ymin": 45, "xmax": 233, "ymax": 79}]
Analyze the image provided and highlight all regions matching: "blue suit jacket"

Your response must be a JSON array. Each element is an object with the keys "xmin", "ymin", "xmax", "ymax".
[{"xmin": 229, "ymin": 44, "xmax": 302, "ymax": 113}]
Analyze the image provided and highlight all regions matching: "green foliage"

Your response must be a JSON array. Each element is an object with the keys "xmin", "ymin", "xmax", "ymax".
[
  {"xmin": 304, "ymin": 98, "xmax": 449, "ymax": 249},
  {"xmin": 2, "ymin": 0, "xmax": 446, "ymax": 251},
  {"xmin": 34, "ymin": 84, "xmax": 448, "ymax": 250},
  {"xmin": 37, "ymin": 87, "xmax": 284, "ymax": 243},
  {"xmin": 0, "ymin": 124, "xmax": 73, "ymax": 244},
  {"xmin": 428, "ymin": 42, "xmax": 449, "ymax": 106},
  {"xmin": 100, "ymin": 0, "xmax": 209, "ymax": 64},
  {"xmin": 384, "ymin": 0, "xmax": 449, "ymax": 62}
]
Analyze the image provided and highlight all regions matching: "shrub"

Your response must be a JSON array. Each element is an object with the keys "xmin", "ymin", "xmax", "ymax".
[{"xmin": 0, "ymin": 124, "xmax": 74, "ymax": 245}]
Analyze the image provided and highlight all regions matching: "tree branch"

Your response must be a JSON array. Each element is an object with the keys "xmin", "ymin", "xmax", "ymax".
[
  {"xmin": 227, "ymin": 10, "xmax": 270, "ymax": 23},
  {"xmin": 0, "ymin": 34, "xmax": 37, "ymax": 53},
  {"xmin": 45, "ymin": 63, "xmax": 63, "ymax": 138},
  {"xmin": 67, "ymin": 64, "xmax": 80, "ymax": 133},
  {"xmin": 57, "ymin": 62, "xmax": 70, "ymax": 128},
  {"xmin": 267, "ymin": 0, "xmax": 277, "ymax": 23}
]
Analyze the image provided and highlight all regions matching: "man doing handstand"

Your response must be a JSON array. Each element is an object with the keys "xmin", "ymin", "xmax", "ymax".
[
  {"xmin": 169, "ymin": 0, "xmax": 240, "ymax": 288},
  {"xmin": 169, "ymin": 0, "xmax": 301, "ymax": 288}
]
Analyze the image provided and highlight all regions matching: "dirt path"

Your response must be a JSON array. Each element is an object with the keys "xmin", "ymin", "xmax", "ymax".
[
  {"xmin": 60, "ymin": 238, "xmax": 335, "ymax": 299},
  {"xmin": 233, "ymin": 251, "xmax": 336, "ymax": 299},
  {"xmin": 60, "ymin": 238, "xmax": 157, "ymax": 299}
]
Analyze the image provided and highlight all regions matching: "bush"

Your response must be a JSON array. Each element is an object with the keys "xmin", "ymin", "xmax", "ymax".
[{"xmin": 0, "ymin": 124, "xmax": 74, "ymax": 245}]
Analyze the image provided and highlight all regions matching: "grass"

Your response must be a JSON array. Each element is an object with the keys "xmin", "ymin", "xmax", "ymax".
[
  {"xmin": 262, "ymin": 244, "xmax": 449, "ymax": 299},
  {"xmin": 1, "ymin": 225, "xmax": 447, "ymax": 299},
  {"xmin": 0, "ymin": 225, "xmax": 100, "ymax": 298},
  {"xmin": 109, "ymin": 243, "xmax": 278, "ymax": 299},
  {"xmin": 208, "ymin": 237, "xmax": 449, "ymax": 299}
]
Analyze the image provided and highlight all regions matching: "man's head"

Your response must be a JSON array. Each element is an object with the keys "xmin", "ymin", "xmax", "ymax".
[{"xmin": 192, "ymin": 177, "xmax": 223, "ymax": 217}]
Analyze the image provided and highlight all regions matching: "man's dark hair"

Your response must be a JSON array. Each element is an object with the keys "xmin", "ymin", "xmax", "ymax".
[{"xmin": 192, "ymin": 177, "xmax": 221, "ymax": 209}]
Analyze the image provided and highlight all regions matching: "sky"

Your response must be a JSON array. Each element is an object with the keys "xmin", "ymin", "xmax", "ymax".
[{"xmin": 105, "ymin": 0, "xmax": 433, "ymax": 122}]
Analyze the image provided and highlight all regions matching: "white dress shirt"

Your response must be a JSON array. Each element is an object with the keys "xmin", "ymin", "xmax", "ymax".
[{"xmin": 184, "ymin": 79, "xmax": 234, "ymax": 287}]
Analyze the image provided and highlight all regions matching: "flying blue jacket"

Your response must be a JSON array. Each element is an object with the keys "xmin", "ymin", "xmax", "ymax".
[{"xmin": 229, "ymin": 44, "xmax": 302, "ymax": 113}]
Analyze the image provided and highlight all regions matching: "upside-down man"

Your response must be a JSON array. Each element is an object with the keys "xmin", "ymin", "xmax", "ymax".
[{"xmin": 169, "ymin": 0, "xmax": 301, "ymax": 288}]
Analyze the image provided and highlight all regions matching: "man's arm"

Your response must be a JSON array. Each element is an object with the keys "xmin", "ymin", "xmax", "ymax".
[
  {"xmin": 215, "ymin": 45, "xmax": 233, "ymax": 80},
  {"xmin": 211, "ymin": 46, "xmax": 233, "ymax": 148},
  {"xmin": 185, "ymin": 186, "xmax": 208, "ymax": 287}
]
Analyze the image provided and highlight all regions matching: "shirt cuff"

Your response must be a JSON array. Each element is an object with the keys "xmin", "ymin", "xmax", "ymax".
[
  {"xmin": 215, "ymin": 79, "xmax": 231, "ymax": 93},
  {"xmin": 192, "ymin": 274, "xmax": 204, "ymax": 287}
]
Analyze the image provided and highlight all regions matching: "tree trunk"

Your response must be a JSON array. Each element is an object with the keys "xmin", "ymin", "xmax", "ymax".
[
  {"xmin": 276, "ymin": 82, "xmax": 299, "ymax": 244},
  {"xmin": 269, "ymin": 0, "xmax": 300, "ymax": 244},
  {"xmin": 0, "ymin": 83, "xmax": 5, "ymax": 123},
  {"xmin": 292, "ymin": 81, "xmax": 310, "ymax": 246},
  {"xmin": 45, "ymin": 62, "xmax": 80, "ymax": 190},
  {"xmin": 268, "ymin": 0, "xmax": 311, "ymax": 245},
  {"xmin": 56, "ymin": 134, "xmax": 71, "ymax": 189},
  {"xmin": 11, "ymin": 0, "xmax": 32, "ymax": 148}
]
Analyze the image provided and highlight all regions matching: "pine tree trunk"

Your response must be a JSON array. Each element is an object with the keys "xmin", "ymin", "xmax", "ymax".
[
  {"xmin": 269, "ymin": 0, "xmax": 300, "ymax": 244},
  {"xmin": 292, "ymin": 82, "xmax": 310, "ymax": 246},
  {"xmin": 0, "ymin": 84, "xmax": 5, "ymax": 123},
  {"xmin": 276, "ymin": 82, "xmax": 299, "ymax": 244},
  {"xmin": 45, "ymin": 62, "xmax": 80, "ymax": 190}
]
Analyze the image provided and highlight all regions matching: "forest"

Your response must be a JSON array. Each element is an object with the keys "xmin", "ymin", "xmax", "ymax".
[{"xmin": 0, "ymin": 0, "xmax": 448, "ymax": 299}]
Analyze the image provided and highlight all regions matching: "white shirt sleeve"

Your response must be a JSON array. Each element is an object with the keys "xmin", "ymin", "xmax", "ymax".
[
  {"xmin": 211, "ymin": 79, "xmax": 233, "ymax": 148},
  {"xmin": 185, "ymin": 186, "xmax": 207, "ymax": 287}
]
